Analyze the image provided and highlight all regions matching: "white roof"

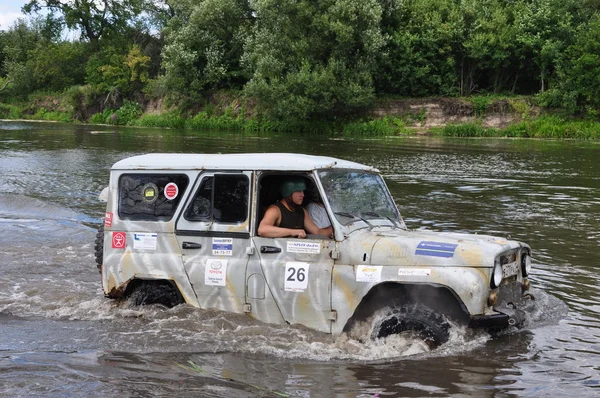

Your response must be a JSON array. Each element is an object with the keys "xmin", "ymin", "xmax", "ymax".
[{"xmin": 111, "ymin": 153, "xmax": 378, "ymax": 172}]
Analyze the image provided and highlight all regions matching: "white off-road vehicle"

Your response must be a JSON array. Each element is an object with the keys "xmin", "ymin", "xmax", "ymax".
[{"xmin": 95, "ymin": 153, "xmax": 533, "ymax": 347}]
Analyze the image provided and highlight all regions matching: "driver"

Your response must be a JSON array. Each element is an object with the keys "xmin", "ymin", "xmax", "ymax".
[{"xmin": 258, "ymin": 177, "xmax": 333, "ymax": 239}]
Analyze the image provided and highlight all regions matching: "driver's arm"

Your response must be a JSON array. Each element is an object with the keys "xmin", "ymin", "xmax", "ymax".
[{"xmin": 258, "ymin": 206, "xmax": 306, "ymax": 238}]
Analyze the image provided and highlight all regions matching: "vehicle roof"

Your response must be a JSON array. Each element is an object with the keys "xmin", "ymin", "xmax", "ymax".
[{"xmin": 111, "ymin": 153, "xmax": 379, "ymax": 172}]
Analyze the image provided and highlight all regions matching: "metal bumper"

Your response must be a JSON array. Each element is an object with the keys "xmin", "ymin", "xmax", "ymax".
[
  {"xmin": 469, "ymin": 281, "xmax": 533, "ymax": 329},
  {"xmin": 468, "ymin": 305, "xmax": 527, "ymax": 329}
]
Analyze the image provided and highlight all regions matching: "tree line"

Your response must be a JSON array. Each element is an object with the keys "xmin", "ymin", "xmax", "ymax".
[{"xmin": 2, "ymin": 0, "xmax": 600, "ymax": 123}]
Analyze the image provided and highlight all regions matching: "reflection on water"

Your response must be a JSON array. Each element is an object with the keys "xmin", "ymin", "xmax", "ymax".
[{"xmin": 0, "ymin": 121, "xmax": 599, "ymax": 396}]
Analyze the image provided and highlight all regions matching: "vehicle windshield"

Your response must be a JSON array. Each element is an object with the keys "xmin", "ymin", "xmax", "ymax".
[{"xmin": 318, "ymin": 170, "xmax": 400, "ymax": 226}]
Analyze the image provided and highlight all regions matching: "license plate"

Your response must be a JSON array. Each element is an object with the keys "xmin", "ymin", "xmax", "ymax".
[{"xmin": 502, "ymin": 261, "xmax": 519, "ymax": 278}]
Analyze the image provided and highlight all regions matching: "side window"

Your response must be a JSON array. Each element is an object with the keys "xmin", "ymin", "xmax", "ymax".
[
  {"xmin": 185, "ymin": 174, "xmax": 249, "ymax": 224},
  {"xmin": 118, "ymin": 174, "xmax": 189, "ymax": 221}
]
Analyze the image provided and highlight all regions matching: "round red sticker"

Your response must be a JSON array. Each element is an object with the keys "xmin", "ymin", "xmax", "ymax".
[{"xmin": 164, "ymin": 183, "xmax": 179, "ymax": 200}]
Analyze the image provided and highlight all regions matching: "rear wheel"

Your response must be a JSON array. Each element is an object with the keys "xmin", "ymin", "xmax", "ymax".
[
  {"xmin": 94, "ymin": 224, "xmax": 104, "ymax": 271},
  {"xmin": 373, "ymin": 305, "xmax": 450, "ymax": 349}
]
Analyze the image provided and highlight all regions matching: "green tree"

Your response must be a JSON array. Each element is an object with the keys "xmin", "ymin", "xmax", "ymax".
[
  {"xmin": 0, "ymin": 19, "xmax": 43, "ymax": 96},
  {"xmin": 29, "ymin": 41, "xmax": 88, "ymax": 91},
  {"xmin": 540, "ymin": 14, "xmax": 600, "ymax": 115},
  {"xmin": 243, "ymin": 0, "xmax": 384, "ymax": 121},
  {"xmin": 160, "ymin": 0, "xmax": 253, "ymax": 98},
  {"xmin": 23, "ymin": 0, "xmax": 146, "ymax": 47},
  {"xmin": 86, "ymin": 45, "xmax": 150, "ymax": 97},
  {"xmin": 375, "ymin": 0, "xmax": 458, "ymax": 97}
]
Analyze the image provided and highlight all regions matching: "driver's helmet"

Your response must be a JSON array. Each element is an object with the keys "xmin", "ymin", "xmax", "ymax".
[{"xmin": 279, "ymin": 177, "xmax": 306, "ymax": 197}]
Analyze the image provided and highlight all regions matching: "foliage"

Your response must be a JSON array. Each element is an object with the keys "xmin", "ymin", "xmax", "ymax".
[
  {"xmin": 86, "ymin": 45, "xmax": 150, "ymax": 96},
  {"xmin": 436, "ymin": 123, "xmax": 495, "ymax": 137},
  {"xmin": 0, "ymin": 103, "xmax": 23, "ymax": 119},
  {"xmin": 375, "ymin": 0, "xmax": 458, "ymax": 97},
  {"xmin": 342, "ymin": 117, "xmax": 408, "ymax": 136},
  {"xmin": 538, "ymin": 14, "xmax": 600, "ymax": 115},
  {"xmin": 3, "ymin": 0, "xmax": 600, "ymax": 131},
  {"xmin": 32, "ymin": 107, "xmax": 72, "ymax": 122},
  {"xmin": 90, "ymin": 109, "xmax": 115, "ymax": 125},
  {"xmin": 134, "ymin": 112, "xmax": 186, "ymax": 129},
  {"xmin": 242, "ymin": 0, "xmax": 384, "ymax": 122},
  {"xmin": 161, "ymin": 0, "xmax": 252, "ymax": 97},
  {"xmin": 23, "ymin": 0, "xmax": 146, "ymax": 46},
  {"xmin": 29, "ymin": 41, "xmax": 88, "ymax": 92}
]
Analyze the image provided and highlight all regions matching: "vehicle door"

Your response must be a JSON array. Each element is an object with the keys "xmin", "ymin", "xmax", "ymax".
[
  {"xmin": 251, "ymin": 170, "xmax": 336, "ymax": 333},
  {"xmin": 175, "ymin": 171, "xmax": 253, "ymax": 314},
  {"xmin": 251, "ymin": 234, "xmax": 335, "ymax": 333}
]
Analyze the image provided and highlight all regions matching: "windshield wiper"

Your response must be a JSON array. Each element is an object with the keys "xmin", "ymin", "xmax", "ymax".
[
  {"xmin": 361, "ymin": 212, "xmax": 403, "ymax": 229},
  {"xmin": 334, "ymin": 211, "xmax": 356, "ymax": 218},
  {"xmin": 335, "ymin": 211, "xmax": 374, "ymax": 229}
]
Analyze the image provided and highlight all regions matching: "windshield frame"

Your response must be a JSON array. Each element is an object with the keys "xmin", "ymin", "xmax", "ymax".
[{"xmin": 316, "ymin": 168, "xmax": 402, "ymax": 232}]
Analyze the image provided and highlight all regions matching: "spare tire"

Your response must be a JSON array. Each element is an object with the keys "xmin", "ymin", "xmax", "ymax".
[
  {"xmin": 94, "ymin": 224, "xmax": 104, "ymax": 270},
  {"xmin": 373, "ymin": 304, "xmax": 450, "ymax": 349}
]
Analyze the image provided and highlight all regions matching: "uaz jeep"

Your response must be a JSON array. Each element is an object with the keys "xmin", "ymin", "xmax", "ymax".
[{"xmin": 95, "ymin": 153, "xmax": 533, "ymax": 347}]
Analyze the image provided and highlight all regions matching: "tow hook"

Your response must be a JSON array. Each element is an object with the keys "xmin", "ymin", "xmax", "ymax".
[
  {"xmin": 523, "ymin": 292, "xmax": 535, "ymax": 301},
  {"xmin": 495, "ymin": 303, "xmax": 526, "ymax": 327}
]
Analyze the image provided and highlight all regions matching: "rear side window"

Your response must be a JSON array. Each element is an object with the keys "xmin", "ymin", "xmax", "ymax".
[
  {"xmin": 185, "ymin": 174, "xmax": 249, "ymax": 223},
  {"xmin": 118, "ymin": 174, "xmax": 189, "ymax": 221}
]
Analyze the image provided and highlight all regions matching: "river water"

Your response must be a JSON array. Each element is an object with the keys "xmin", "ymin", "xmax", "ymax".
[{"xmin": 0, "ymin": 121, "xmax": 598, "ymax": 397}]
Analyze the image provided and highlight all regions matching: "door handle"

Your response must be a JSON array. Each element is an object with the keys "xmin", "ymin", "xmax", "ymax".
[
  {"xmin": 182, "ymin": 242, "xmax": 202, "ymax": 249},
  {"xmin": 260, "ymin": 246, "xmax": 281, "ymax": 253}
]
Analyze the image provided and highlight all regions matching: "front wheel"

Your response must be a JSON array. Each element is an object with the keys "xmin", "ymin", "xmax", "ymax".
[{"xmin": 373, "ymin": 305, "xmax": 450, "ymax": 349}]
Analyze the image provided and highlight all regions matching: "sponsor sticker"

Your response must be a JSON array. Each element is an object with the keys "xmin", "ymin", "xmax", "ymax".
[
  {"xmin": 415, "ymin": 241, "xmax": 458, "ymax": 258},
  {"xmin": 104, "ymin": 212, "xmax": 113, "ymax": 227},
  {"xmin": 287, "ymin": 241, "xmax": 320, "ymax": 254},
  {"xmin": 284, "ymin": 262, "xmax": 310, "ymax": 292},
  {"xmin": 133, "ymin": 233, "xmax": 157, "ymax": 250},
  {"xmin": 205, "ymin": 259, "xmax": 228, "ymax": 286},
  {"xmin": 142, "ymin": 183, "xmax": 158, "ymax": 203},
  {"xmin": 112, "ymin": 232, "xmax": 126, "ymax": 249},
  {"xmin": 356, "ymin": 265, "xmax": 383, "ymax": 283},
  {"xmin": 398, "ymin": 268, "xmax": 431, "ymax": 277},
  {"xmin": 212, "ymin": 237, "xmax": 233, "ymax": 256},
  {"xmin": 164, "ymin": 182, "xmax": 179, "ymax": 200}
]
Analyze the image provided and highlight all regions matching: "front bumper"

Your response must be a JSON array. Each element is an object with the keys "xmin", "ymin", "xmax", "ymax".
[{"xmin": 469, "ymin": 280, "xmax": 532, "ymax": 329}]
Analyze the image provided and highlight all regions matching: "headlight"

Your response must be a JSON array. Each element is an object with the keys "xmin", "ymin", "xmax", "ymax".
[
  {"xmin": 491, "ymin": 261, "xmax": 503, "ymax": 289},
  {"xmin": 521, "ymin": 252, "xmax": 532, "ymax": 276}
]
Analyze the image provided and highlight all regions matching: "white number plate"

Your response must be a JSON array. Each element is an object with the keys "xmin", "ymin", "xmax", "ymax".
[{"xmin": 502, "ymin": 262, "xmax": 519, "ymax": 278}]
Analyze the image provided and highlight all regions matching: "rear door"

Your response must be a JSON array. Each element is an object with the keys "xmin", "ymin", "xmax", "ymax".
[{"xmin": 175, "ymin": 171, "xmax": 253, "ymax": 314}]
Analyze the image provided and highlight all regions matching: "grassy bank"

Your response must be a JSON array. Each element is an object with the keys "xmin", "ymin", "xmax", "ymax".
[
  {"xmin": 434, "ymin": 116, "xmax": 600, "ymax": 139},
  {"xmin": 3, "ymin": 92, "xmax": 600, "ymax": 139}
]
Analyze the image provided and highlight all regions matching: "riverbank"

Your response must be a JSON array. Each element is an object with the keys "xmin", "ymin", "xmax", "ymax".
[{"xmin": 2, "ymin": 92, "xmax": 600, "ymax": 139}]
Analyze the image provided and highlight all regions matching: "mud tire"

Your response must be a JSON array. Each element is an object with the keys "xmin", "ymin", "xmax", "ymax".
[
  {"xmin": 94, "ymin": 224, "xmax": 104, "ymax": 270},
  {"xmin": 128, "ymin": 280, "xmax": 184, "ymax": 308},
  {"xmin": 373, "ymin": 305, "xmax": 450, "ymax": 349}
]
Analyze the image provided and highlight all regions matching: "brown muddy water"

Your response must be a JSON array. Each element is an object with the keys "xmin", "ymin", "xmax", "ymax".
[{"xmin": 0, "ymin": 121, "xmax": 597, "ymax": 397}]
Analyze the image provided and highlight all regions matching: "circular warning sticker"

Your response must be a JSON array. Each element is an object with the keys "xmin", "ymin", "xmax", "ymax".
[
  {"xmin": 164, "ymin": 182, "xmax": 179, "ymax": 200},
  {"xmin": 142, "ymin": 183, "xmax": 159, "ymax": 203}
]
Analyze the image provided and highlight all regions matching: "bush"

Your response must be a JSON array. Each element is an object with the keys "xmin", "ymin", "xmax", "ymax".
[
  {"xmin": 134, "ymin": 112, "xmax": 186, "ymax": 129},
  {"xmin": 342, "ymin": 117, "xmax": 408, "ymax": 136},
  {"xmin": 0, "ymin": 103, "xmax": 23, "ymax": 119},
  {"xmin": 437, "ymin": 123, "xmax": 495, "ymax": 137},
  {"xmin": 114, "ymin": 100, "xmax": 142, "ymax": 125}
]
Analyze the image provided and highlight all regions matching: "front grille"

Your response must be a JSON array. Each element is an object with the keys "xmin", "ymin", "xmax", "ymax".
[{"xmin": 500, "ymin": 250, "xmax": 517, "ymax": 265}]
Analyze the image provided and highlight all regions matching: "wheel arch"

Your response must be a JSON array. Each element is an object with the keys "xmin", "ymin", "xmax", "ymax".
[{"xmin": 342, "ymin": 282, "xmax": 471, "ymax": 333}]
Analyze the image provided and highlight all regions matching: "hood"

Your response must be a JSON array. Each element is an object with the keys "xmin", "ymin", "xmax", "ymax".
[{"xmin": 339, "ymin": 228, "xmax": 528, "ymax": 268}]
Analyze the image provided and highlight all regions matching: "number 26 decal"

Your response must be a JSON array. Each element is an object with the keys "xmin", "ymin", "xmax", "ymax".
[{"xmin": 284, "ymin": 262, "xmax": 310, "ymax": 292}]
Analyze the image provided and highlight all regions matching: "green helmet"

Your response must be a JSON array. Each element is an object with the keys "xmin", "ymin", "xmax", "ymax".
[{"xmin": 280, "ymin": 177, "xmax": 306, "ymax": 197}]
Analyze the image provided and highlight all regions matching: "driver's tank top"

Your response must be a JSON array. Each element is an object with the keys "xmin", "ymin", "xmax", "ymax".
[{"xmin": 275, "ymin": 201, "xmax": 304, "ymax": 229}]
